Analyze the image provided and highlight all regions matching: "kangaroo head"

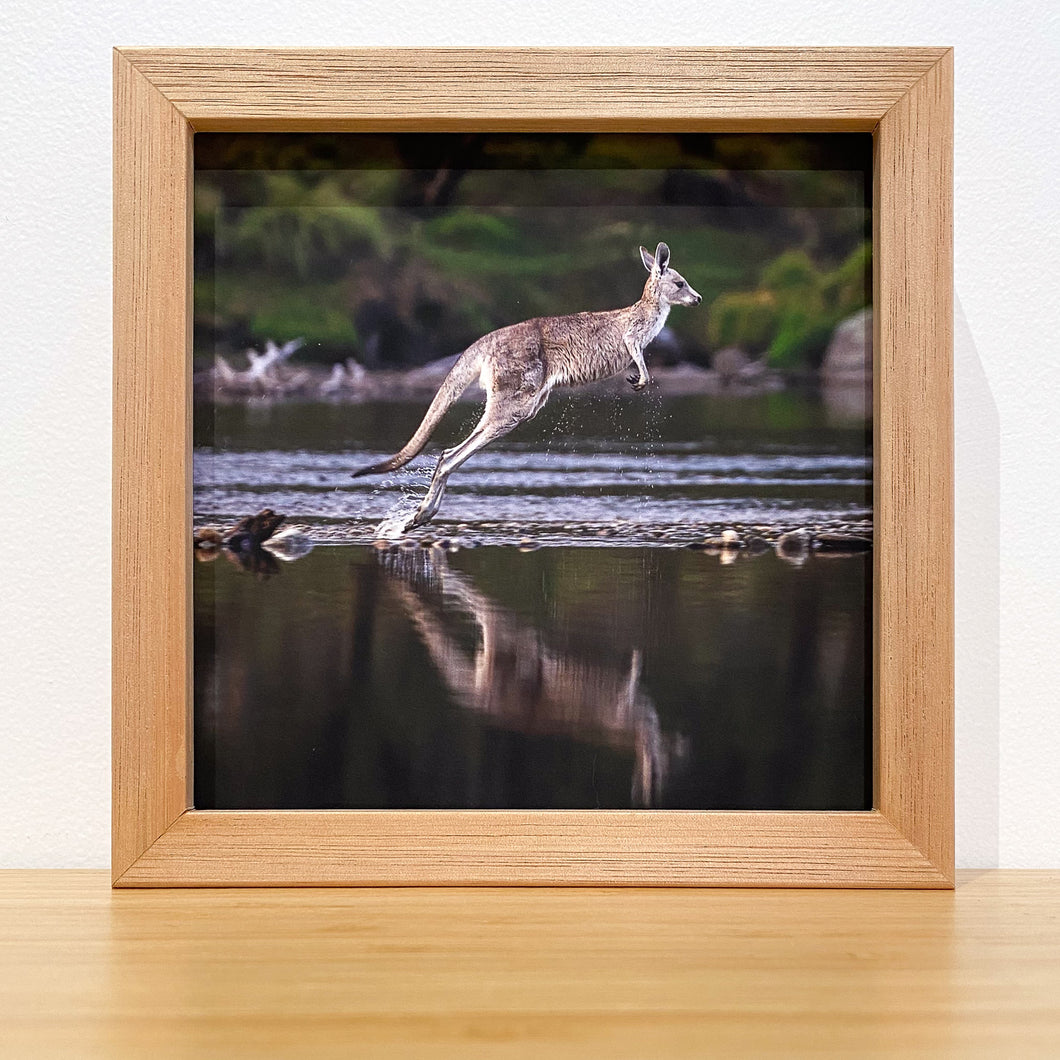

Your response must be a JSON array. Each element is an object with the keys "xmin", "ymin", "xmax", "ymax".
[{"xmin": 639, "ymin": 242, "xmax": 702, "ymax": 307}]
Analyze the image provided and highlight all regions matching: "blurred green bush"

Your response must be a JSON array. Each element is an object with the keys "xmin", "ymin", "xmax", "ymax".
[
  {"xmin": 194, "ymin": 134, "xmax": 871, "ymax": 372},
  {"xmin": 708, "ymin": 244, "xmax": 870, "ymax": 368}
]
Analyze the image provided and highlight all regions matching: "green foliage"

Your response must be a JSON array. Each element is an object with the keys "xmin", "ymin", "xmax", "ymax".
[
  {"xmin": 823, "ymin": 240, "xmax": 872, "ymax": 310},
  {"xmin": 194, "ymin": 138, "xmax": 871, "ymax": 371},
  {"xmin": 707, "ymin": 242, "xmax": 871, "ymax": 369},
  {"xmin": 760, "ymin": 250, "xmax": 819, "ymax": 295},
  {"xmin": 707, "ymin": 292, "xmax": 778, "ymax": 353},
  {"xmin": 422, "ymin": 210, "xmax": 519, "ymax": 253},
  {"xmin": 759, "ymin": 252, "xmax": 826, "ymax": 368},
  {"xmin": 250, "ymin": 290, "xmax": 359, "ymax": 349},
  {"xmin": 227, "ymin": 180, "xmax": 390, "ymax": 282},
  {"xmin": 768, "ymin": 311, "xmax": 832, "ymax": 370}
]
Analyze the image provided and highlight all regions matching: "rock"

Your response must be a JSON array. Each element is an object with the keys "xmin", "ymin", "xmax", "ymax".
[
  {"xmin": 813, "ymin": 533, "xmax": 872, "ymax": 553},
  {"xmin": 227, "ymin": 509, "xmax": 285, "ymax": 552},
  {"xmin": 737, "ymin": 358, "xmax": 767, "ymax": 381},
  {"xmin": 344, "ymin": 358, "xmax": 367, "ymax": 386},
  {"xmin": 746, "ymin": 535, "xmax": 771, "ymax": 555},
  {"xmin": 648, "ymin": 362, "xmax": 719, "ymax": 396},
  {"xmin": 712, "ymin": 347, "xmax": 751, "ymax": 383},
  {"xmin": 403, "ymin": 353, "xmax": 461, "ymax": 384},
  {"xmin": 777, "ymin": 530, "xmax": 811, "ymax": 565},
  {"xmin": 517, "ymin": 539, "xmax": 541, "ymax": 552},
  {"xmin": 319, "ymin": 363, "xmax": 347, "ymax": 395},
  {"xmin": 403, "ymin": 355, "xmax": 485, "ymax": 399},
  {"xmin": 193, "ymin": 527, "xmax": 225, "ymax": 550},
  {"xmin": 821, "ymin": 308, "xmax": 872, "ymax": 384},
  {"xmin": 691, "ymin": 529, "xmax": 743, "ymax": 552}
]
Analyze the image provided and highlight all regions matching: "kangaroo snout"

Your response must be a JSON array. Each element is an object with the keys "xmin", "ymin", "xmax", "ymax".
[{"xmin": 357, "ymin": 240, "xmax": 702, "ymax": 529}]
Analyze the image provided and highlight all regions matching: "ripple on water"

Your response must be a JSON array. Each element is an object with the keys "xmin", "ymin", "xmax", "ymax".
[{"xmin": 193, "ymin": 445, "xmax": 872, "ymax": 549}]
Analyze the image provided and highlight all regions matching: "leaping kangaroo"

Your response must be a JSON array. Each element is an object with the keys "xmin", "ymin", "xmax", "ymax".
[
  {"xmin": 381, "ymin": 549, "xmax": 683, "ymax": 806},
  {"xmin": 352, "ymin": 242, "xmax": 702, "ymax": 529}
]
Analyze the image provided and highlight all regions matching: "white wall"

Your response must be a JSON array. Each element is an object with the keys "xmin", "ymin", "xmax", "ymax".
[{"xmin": 2, "ymin": 0, "xmax": 1057, "ymax": 869}]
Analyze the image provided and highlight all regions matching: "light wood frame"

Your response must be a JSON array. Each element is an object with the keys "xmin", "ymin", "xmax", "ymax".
[{"xmin": 114, "ymin": 47, "xmax": 953, "ymax": 887}]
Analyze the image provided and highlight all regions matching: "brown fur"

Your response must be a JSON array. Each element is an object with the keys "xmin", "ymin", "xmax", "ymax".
[
  {"xmin": 353, "ymin": 242, "xmax": 701, "ymax": 528},
  {"xmin": 383, "ymin": 551, "xmax": 682, "ymax": 806}
]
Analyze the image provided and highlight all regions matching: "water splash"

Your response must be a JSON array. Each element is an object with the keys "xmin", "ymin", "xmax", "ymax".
[
  {"xmin": 363, "ymin": 460, "xmax": 432, "ymax": 538},
  {"xmin": 261, "ymin": 526, "xmax": 314, "ymax": 560},
  {"xmin": 374, "ymin": 500, "xmax": 419, "ymax": 539}
]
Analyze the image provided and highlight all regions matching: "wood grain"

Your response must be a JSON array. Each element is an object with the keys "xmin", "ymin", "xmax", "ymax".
[
  {"xmin": 117, "ymin": 809, "xmax": 948, "ymax": 888},
  {"xmin": 112, "ymin": 51, "xmax": 192, "ymax": 882},
  {"xmin": 112, "ymin": 48, "xmax": 954, "ymax": 887},
  {"xmin": 118, "ymin": 47, "xmax": 950, "ymax": 132},
  {"xmin": 874, "ymin": 50, "xmax": 955, "ymax": 880},
  {"xmin": 2, "ymin": 871, "xmax": 1057, "ymax": 1057}
]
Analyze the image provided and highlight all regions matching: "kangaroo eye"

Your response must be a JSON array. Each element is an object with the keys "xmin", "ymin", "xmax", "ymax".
[{"xmin": 675, "ymin": 280, "xmax": 685, "ymax": 289}]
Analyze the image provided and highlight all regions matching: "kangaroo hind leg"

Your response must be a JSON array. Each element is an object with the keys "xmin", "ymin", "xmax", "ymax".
[{"xmin": 411, "ymin": 390, "xmax": 538, "ymax": 528}]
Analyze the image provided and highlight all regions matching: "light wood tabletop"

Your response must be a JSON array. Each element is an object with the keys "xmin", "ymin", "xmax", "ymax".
[{"xmin": 2, "ymin": 870, "xmax": 1057, "ymax": 1057}]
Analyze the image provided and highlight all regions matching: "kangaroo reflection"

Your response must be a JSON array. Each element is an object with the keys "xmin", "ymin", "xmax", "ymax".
[{"xmin": 380, "ymin": 549, "xmax": 683, "ymax": 807}]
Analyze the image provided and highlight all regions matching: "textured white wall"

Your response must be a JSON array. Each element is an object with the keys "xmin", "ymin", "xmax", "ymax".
[{"xmin": 2, "ymin": 0, "xmax": 1057, "ymax": 868}]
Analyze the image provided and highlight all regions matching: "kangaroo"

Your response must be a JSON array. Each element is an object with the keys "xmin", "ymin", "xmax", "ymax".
[
  {"xmin": 352, "ymin": 242, "xmax": 702, "ymax": 528},
  {"xmin": 381, "ymin": 548, "xmax": 684, "ymax": 806}
]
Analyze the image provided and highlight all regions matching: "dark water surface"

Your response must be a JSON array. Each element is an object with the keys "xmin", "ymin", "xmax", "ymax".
[
  {"xmin": 194, "ymin": 391, "xmax": 872, "ymax": 545},
  {"xmin": 194, "ymin": 391, "xmax": 871, "ymax": 810},
  {"xmin": 194, "ymin": 543, "xmax": 870, "ymax": 811}
]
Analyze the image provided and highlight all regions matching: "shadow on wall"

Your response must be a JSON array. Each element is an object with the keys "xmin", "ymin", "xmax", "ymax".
[{"xmin": 955, "ymin": 293, "xmax": 1000, "ymax": 869}]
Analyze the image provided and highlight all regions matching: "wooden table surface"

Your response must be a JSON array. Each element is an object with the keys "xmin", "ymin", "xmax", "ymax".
[{"xmin": 2, "ymin": 870, "xmax": 1058, "ymax": 1057}]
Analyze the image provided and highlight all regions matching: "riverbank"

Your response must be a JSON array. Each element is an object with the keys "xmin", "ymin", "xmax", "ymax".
[
  {"xmin": 194, "ymin": 353, "xmax": 868, "ymax": 408},
  {"xmin": 195, "ymin": 356, "xmax": 787, "ymax": 401},
  {"xmin": 194, "ymin": 311, "xmax": 872, "ymax": 407},
  {"xmin": 194, "ymin": 513, "xmax": 873, "ymax": 557},
  {"xmin": 193, "ymin": 391, "xmax": 872, "ymax": 555}
]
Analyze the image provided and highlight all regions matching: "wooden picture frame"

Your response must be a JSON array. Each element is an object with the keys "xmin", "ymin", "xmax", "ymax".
[{"xmin": 113, "ymin": 47, "xmax": 953, "ymax": 887}]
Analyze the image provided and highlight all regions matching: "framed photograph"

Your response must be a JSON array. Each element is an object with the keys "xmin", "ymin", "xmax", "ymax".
[{"xmin": 114, "ymin": 48, "xmax": 953, "ymax": 887}]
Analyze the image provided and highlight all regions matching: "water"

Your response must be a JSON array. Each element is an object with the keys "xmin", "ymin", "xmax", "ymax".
[
  {"xmin": 193, "ymin": 391, "xmax": 872, "ymax": 546},
  {"xmin": 193, "ymin": 390, "xmax": 872, "ymax": 810},
  {"xmin": 194, "ymin": 544, "xmax": 870, "ymax": 811}
]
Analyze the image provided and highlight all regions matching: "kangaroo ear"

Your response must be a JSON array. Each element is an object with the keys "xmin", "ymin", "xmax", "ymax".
[
  {"xmin": 655, "ymin": 242, "xmax": 670, "ymax": 272},
  {"xmin": 639, "ymin": 245, "xmax": 655, "ymax": 272}
]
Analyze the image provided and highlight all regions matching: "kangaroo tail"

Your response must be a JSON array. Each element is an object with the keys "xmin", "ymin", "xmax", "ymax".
[{"xmin": 351, "ymin": 351, "xmax": 482, "ymax": 477}]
